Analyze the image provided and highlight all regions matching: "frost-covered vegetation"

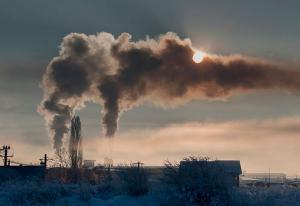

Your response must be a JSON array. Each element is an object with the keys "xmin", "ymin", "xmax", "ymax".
[
  {"xmin": 117, "ymin": 164, "xmax": 149, "ymax": 196},
  {"xmin": 1, "ymin": 157, "xmax": 300, "ymax": 206},
  {"xmin": 160, "ymin": 156, "xmax": 233, "ymax": 205},
  {"xmin": 0, "ymin": 178, "xmax": 68, "ymax": 206},
  {"xmin": 1, "ymin": 179, "xmax": 300, "ymax": 206}
]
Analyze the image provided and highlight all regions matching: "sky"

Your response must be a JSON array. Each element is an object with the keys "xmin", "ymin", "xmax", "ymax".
[{"xmin": 1, "ymin": 0, "xmax": 300, "ymax": 174}]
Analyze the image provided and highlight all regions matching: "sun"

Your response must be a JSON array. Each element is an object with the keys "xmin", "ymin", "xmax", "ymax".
[{"xmin": 192, "ymin": 50, "xmax": 205, "ymax": 63}]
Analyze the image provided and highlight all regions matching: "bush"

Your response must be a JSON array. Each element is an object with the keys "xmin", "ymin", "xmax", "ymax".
[
  {"xmin": 117, "ymin": 164, "xmax": 149, "ymax": 196},
  {"xmin": 96, "ymin": 174, "xmax": 121, "ymax": 199},
  {"xmin": 2, "ymin": 178, "xmax": 67, "ymax": 206},
  {"xmin": 161, "ymin": 156, "xmax": 232, "ymax": 206},
  {"xmin": 230, "ymin": 185, "xmax": 300, "ymax": 206}
]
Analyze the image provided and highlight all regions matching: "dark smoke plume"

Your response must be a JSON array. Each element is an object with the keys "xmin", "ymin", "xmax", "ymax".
[{"xmin": 38, "ymin": 32, "xmax": 300, "ymax": 152}]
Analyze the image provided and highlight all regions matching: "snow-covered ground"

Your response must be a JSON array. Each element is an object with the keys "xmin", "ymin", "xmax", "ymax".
[
  {"xmin": 1, "ymin": 179, "xmax": 300, "ymax": 206},
  {"xmin": 56, "ymin": 194, "xmax": 160, "ymax": 206}
]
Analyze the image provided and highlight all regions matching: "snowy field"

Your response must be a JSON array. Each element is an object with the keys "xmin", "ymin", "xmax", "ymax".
[{"xmin": 1, "ymin": 179, "xmax": 300, "ymax": 206}]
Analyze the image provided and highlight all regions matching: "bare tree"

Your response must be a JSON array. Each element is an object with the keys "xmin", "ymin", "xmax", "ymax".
[{"xmin": 50, "ymin": 147, "xmax": 70, "ymax": 168}]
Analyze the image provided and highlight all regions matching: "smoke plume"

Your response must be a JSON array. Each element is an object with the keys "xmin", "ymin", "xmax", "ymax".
[{"xmin": 38, "ymin": 32, "xmax": 300, "ymax": 152}]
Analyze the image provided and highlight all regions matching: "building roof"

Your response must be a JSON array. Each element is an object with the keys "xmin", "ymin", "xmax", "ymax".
[{"xmin": 215, "ymin": 160, "xmax": 242, "ymax": 174}]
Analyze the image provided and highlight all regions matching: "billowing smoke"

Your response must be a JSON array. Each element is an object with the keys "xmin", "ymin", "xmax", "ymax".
[{"xmin": 38, "ymin": 32, "xmax": 300, "ymax": 153}]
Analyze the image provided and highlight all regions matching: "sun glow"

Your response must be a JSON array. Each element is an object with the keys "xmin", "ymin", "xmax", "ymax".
[{"xmin": 192, "ymin": 50, "xmax": 205, "ymax": 63}]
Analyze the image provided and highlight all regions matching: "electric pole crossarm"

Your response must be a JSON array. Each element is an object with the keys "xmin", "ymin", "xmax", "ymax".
[{"xmin": 0, "ymin": 145, "xmax": 13, "ymax": 166}]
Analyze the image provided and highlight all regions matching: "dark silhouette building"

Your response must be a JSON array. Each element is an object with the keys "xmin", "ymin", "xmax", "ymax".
[{"xmin": 179, "ymin": 160, "xmax": 242, "ymax": 186}]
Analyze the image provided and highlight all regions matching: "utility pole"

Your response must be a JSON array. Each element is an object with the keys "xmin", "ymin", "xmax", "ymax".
[
  {"xmin": 40, "ymin": 154, "xmax": 51, "ymax": 168},
  {"xmin": 137, "ymin": 161, "xmax": 142, "ymax": 169},
  {"xmin": 133, "ymin": 161, "xmax": 144, "ymax": 169},
  {"xmin": 0, "ymin": 145, "xmax": 13, "ymax": 166},
  {"xmin": 268, "ymin": 168, "xmax": 271, "ymax": 187}
]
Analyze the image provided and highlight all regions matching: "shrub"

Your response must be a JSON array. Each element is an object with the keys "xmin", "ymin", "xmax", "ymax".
[
  {"xmin": 2, "ymin": 178, "xmax": 67, "ymax": 206},
  {"xmin": 230, "ymin": 185, "xmax": 300, "ymax": 206},
  {"xmin": 161, "ymin": 156, "xmax": 233, "ymax": 206},
  {"xmin": 117, "ymin": 164, "xmax": 149, "ymax": 196}
]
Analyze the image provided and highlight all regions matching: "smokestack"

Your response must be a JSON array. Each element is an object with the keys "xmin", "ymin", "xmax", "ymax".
[{"xmin": 38, "ymin": 32, "xmax": 300, "ymax": 152}]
